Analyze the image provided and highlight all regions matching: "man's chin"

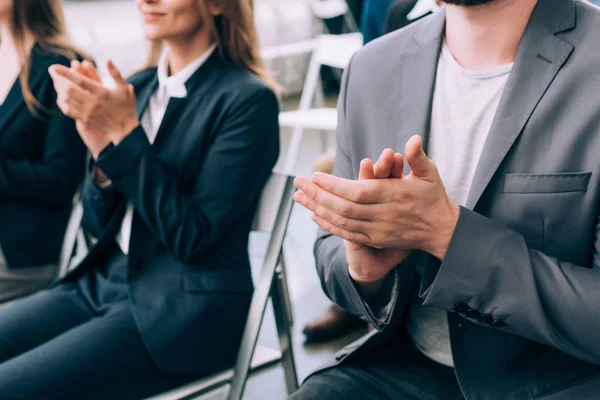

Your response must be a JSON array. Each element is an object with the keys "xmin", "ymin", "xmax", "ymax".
[{"xmin": 443, "ymin": 0, "xmax": 497, "ymax": 6}]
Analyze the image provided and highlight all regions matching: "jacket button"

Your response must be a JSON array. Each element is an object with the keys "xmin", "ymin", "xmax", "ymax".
[
  {"xmin": 466, "ymin": 309, "xmax": 481, "ymax": 319},
  {"xmin": 478, "ymin": 314, "xmax": 494, "ymax": 324},
  {"xmin": 491, "ymin": 319, "xmax": 506, "ymax": 327},
  {"xmin": 454, "ymin": 302, "xmax": 469, "ymax": 313}
]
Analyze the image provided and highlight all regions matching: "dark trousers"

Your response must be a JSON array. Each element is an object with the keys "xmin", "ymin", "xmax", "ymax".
[
  {"xmin": 0, "ymin": 282, "xmax": 191, "ymax": 399},
  {"xmin": 290, "ymin": 333, "xmax": 464, "ymax": 400}
]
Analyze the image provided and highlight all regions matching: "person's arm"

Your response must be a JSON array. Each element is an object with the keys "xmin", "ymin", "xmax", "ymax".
[
  {"xmin": 420, "ymin": 207, "xmax": 600, "ymax": 365},
  {"xmin": 80, "ymin": 153, "xmax": 123, "ymax": 238},
  {"xmin": 314, "ymin": 59, "xmax": 415, "ymax": 330},
  {"xmin": 0, "ymin": 78, "xmax": 86, "ymax": 206},
  {"xmin": 94, "ymin": 87, "xmax": 279, "ymax": 264}
]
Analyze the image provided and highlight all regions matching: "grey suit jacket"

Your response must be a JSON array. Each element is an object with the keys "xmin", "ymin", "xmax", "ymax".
[{"xmin": 313, "ymin": 0, "xmax": 600, "ymax": 398}]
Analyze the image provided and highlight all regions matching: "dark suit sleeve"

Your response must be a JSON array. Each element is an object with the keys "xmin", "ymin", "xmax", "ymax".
[
  {"xmin": 0, "ymin": 79, "xmax": 86, "ymax": 205},
  {"xmin": 419, "ymin": 207, "xmax": 600, "ymax": 365},
  {"xmin": 80, "ymin": 157, "xmax": 123, "ymax": 238},
  {"xmin": 94, "ymin": 86, "xmax": 279, "ymax": 264},
  {"xmin": 314, "ymin": 56, "xmax": 415, "ymax": 330}
]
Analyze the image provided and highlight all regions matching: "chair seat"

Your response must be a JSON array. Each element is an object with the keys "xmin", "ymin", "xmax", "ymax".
[
  {"xmin": 145, "ymin": 346, "xmax": 282, "ymax": 400},
  {"xmin": 279, "ymin": 108, "xmax": 338, "ymax": 131}
]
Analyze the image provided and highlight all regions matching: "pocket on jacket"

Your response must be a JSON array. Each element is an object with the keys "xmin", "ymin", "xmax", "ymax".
[
  {"xmin": 183, "ymin": 268, "xmax": 253, "ymax": 294},
  {"xmin": 503, "ymin": 172, "xmax": 591, "ymax": 194}
]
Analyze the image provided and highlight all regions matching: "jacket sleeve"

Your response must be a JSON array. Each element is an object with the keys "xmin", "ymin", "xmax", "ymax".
[
  {"xmin": 80, "ymin": 158, "xmax": 124, "ymax": 238},
  {"xmin": 314, "ymin": 57, "xmax": 416, "ymax": 329},
  {"xmin": 420, "ymin": 206, "xmax": 600, "ymax": 365},
  {"xmin": 94, "ymin": 86, "xmax": 279, "ymax": 264},
  {"xmin": 0, "ymin": 78, "xmax": 86, "ymax": 206}
]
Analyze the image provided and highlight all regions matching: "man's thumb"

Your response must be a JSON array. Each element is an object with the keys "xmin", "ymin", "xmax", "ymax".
[{"xmin": 405, "ymin": 135, "xmax": 433, "ymax": 179}]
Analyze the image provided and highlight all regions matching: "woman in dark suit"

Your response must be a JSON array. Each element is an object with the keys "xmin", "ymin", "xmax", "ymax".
[
  {"xmin": 0, "ymin": 0, "xmax": 86, "ymax": 302},
  {"xmin": 0, "ymin": 0, "xmax": 280, "ymax": 398}
]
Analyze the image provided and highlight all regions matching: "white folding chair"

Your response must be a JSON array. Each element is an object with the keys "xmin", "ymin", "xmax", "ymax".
[
  {"xmin": 146, "ymin": 172, "xmax": 299, "ymax": 400},
  {"xmin": 279, "ymin": 32, "xmax": 363, "ymax": 172},
  {"xmin": 308, "ymin": 0, "xmax": 359, "ymax": 33}
]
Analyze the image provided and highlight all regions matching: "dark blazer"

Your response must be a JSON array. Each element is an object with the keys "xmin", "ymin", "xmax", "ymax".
[
  {"xmin": 0, "ymin": 44, "xmax": 86, "ymax": 267},
  {"xmin": 69, "ymin": 52, "xmax": 280, "ymax": 376},
  {"xmin": 314, "ymin": 0, "xmax": 600, "ymax": 399},
  {"xmin": 384, "ymin": 0, "xmax": 432, "ymax": 34}
]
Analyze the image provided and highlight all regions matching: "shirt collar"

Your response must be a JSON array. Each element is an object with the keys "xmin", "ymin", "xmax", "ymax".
[
  {"xmin": 407, "ymin": 0, "xmax": 441, "ymax": 21},
  {"xmin": 156, "ymin": 43, "xmax": 217, "ymax": 100}
]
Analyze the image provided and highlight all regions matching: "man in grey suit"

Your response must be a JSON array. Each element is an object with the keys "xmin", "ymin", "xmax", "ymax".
[{"xmin": 291, "ymin": 0, "xmax": 600, "ymax": 398}]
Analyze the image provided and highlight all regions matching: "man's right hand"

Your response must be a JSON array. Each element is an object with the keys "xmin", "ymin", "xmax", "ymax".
[{"xmin": 345, "ymin": 149, "xmax": 411, "ymax": 299}]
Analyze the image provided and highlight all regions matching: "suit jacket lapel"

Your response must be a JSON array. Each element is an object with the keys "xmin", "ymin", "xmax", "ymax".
[
  {"xmin": 0, "ymin": 79, "xmax": 24, "ymax": 134},
  {"xmin": 464, "ymin": 0, "xmax": 576, "ymax": 209},
  {"xmin": 0, "ymin": 45, "xmax": 49, "ymax": 134},
  {"xmin": 396, "ymin": 9, "xmax": 445, "ymax": 166},
  {"xmin": 135, "ymin": 73, "xmax": 158, "ymax": 121}
]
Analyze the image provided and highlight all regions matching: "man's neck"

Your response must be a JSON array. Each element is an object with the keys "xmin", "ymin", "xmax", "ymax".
[
  {"xmin": 165, "ymin": 30, "xmax": 214, "ymax": 76},
  {"xmin": 445, "ymin": 0, "xmax": 538, "ymax": 70}
]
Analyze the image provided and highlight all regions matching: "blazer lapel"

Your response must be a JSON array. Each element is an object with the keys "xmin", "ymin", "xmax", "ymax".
[
  {"xmin": 153, "ymin": 97, "xmax": 187, "ymax": 149},
  {"xmin": 0, "ymin": 79, "xmax": 24, "ymax": 134},
  {"xmin": 152, "ymin": 51, "xmax": 224, "ymax": 150},
  {"xmin": 135, "ymin": 73, "xmax": 158, "ymax": 120},
  {"xmin": 464, "ymin": 0, "xmax": 576, "ymax": 209},
  {"xmin": 396, "ymin": 9, "xmax": 445, "ymax": 166}
]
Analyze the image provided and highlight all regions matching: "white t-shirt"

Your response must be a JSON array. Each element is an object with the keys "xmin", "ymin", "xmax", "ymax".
[{"xmin": 406, "ymin": 43, "xmax": 513, "ymax": 367}]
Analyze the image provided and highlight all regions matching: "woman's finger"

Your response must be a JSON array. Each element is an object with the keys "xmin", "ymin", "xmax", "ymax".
[
  {"xmin": 81, "ymin": 60, "xmax": 101, "ymax": 82},
  {"xmin": 107, "ymin": 59, "xmax": 127, "ymax": 86}
]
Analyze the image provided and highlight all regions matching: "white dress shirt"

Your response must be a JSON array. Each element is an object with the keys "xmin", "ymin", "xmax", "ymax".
[{"xmin": 115, "ymin": 44, "xmax": 217, "ymax": 254}]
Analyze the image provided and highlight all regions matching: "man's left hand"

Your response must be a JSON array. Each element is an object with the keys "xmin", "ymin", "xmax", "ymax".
[{"xmin": 294, "ymin": 135, "xmax": 460, "ymax": 260}]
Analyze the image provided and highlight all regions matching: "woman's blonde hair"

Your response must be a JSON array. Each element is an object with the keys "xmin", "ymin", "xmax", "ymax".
[
  {"xmin": 145, "ymin": 0, "xmax": 279, "ymax": 94},
  {"xmin": 9, "ymin": 0, "xmax": 89, "ymax": 116}
]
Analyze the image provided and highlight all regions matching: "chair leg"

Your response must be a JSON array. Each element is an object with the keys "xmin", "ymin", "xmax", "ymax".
[
  {"xmin": 279, "ymin": 251, "xmax": 295, "ymax": 327},
  {"xmin": 272, "ymin": 254, "xmax": 299, "ymax": 395}
]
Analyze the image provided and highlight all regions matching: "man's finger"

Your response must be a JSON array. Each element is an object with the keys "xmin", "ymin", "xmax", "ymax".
[
  {"xmin": 293, "ymin": 177, "xmax": 373, "ymax": 219},
  {"xmin": 391, "ymin": 153, "xmax": 404, "ymax": 178},
  {"xmin": 107, "ymin": 59, "xmax": 127, "ymax": 86},
  {"xmin": 358, "ymin": 158, "xmax": 375, "ymax": 180},
  {"xmin": 309, "ymin": 173, "xmax": 383, "ymax": 204},
  {"xmin": 373, "ymin": 148, "xmax": 395, "ymax": 178},
  {"xmin": 310, "ymin": 214, "xmax": 372, "ymax": 246},
  {"xmin": 294, "ymin": 190, "xmax": 372, "ymax": 233},
  {"xmin": 405, "ymin": 135, "xmax": 434, "ymax": 180},
  {"xmin": 49, "ymin": 64, "xmax": 102, "ymax": 93}
]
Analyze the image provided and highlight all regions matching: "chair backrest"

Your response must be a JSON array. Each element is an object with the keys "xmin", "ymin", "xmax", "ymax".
[
  {"xmin": 56, "ymin": 198, "xmax": 84, "ymax": 280},
  {"xmin": 252, "ymin": 172, "xmax": 295, "ymax": 234},
  {"xmin": 309, "ymin": 0, "xmax": 359, "ymax": 32},
  {"xmin": 314, "ymin": 32, "xmax": 363, "ymax": 69},
  {"xmin": 228, "ymin": 172, "xmax": 297, "ymax": 400}
]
